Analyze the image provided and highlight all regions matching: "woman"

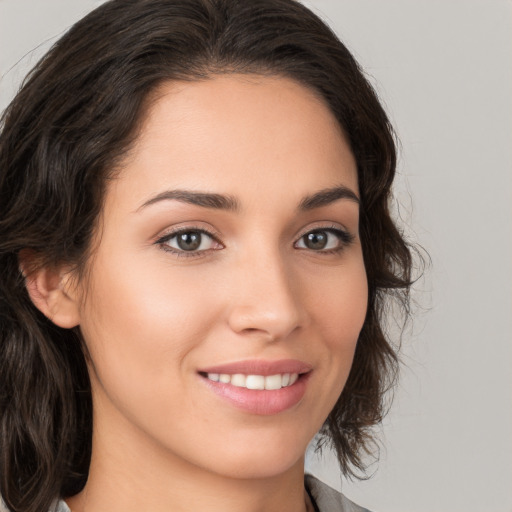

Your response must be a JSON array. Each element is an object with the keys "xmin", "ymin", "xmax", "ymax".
[{"xmin": 0, "ymin": 1, "xmax": 412, "ymax": 511}]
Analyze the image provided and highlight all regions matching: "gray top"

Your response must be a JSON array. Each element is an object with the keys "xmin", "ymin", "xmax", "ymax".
[
  {"xmin": 306, "ymin": 474, "xmax": 372, "ymax": 512},
  {"xmin": 48, "ymin": 474, "xmax": 371, "ymax": 512},
  {"xmin": 53, "ymin": 501, "xmax": 71, "ymax": 512}
]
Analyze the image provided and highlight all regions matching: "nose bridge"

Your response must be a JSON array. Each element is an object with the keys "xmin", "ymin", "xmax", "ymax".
[{"xmin": 227, "ymin": 243, "xmax": 304, "ymax": 340}]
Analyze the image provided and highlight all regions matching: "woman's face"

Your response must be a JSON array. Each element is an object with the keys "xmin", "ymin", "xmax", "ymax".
[{"xmin": 75, "ymin": 75, "xmax": 367, "ymax": 480}]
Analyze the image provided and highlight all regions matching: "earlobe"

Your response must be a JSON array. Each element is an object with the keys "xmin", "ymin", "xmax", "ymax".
[{"xmin": 20, "ymin": 253, "xmax": 81, "ymax": 329}]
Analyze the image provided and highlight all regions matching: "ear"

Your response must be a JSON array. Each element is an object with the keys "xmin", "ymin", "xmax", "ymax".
[{"xmin": 19, "ymin": 251, "xmax": 81, "ymax": 329}]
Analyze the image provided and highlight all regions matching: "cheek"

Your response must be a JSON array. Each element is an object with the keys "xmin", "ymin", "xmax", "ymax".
[
  {"xmin": 77, "ymin": 252, "xmax": 224, "ymax": 403},
  {"xmin": 311, "ymin": 260, "xmax": 368, "ymax": 347},
  {"xmin": 307, "ymin": 256, "xmax": 368, "ymax": 401}
]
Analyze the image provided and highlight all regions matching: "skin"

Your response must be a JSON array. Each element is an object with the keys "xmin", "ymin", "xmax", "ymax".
[{"xmin": 35, "ymin": 75, "xmax": 368, "ymax": 512}]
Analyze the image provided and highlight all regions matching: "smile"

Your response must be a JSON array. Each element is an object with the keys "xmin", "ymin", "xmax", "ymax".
[
  {"xmin": 198, "ymin": 360, "xmax": 312, "ymax": 415},
  {"xmin": 205, "ymin": 372, "xmax": 299, "ymax": 390}
]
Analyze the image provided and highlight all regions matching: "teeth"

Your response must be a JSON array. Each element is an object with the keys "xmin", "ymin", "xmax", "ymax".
[
  {"xmin": 246, "ymin": 375, "xmax": 265, "ymax": 390},
  {"xmin": 206, "ymin": 372, "xmax": 300, "ymax": 389},
  {"xmin": 264, "ymin": 374, "xmax": 282, "ymax": 390},
  {"xmin": 231, "ymin": 374, "xmax": 246, "ymax": 387}
]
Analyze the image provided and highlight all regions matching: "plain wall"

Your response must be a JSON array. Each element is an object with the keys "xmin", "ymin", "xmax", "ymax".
[{"xmin": 1, "ymin": 1, "xmax": 511, "ymax": 511}]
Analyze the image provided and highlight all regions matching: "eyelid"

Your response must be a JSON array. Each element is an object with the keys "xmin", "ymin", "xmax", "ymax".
[
  {"xmin": 153, "ymin": 220, "xmax": 223, "ymax": 242},
  {"xmin": 295, "ymin": 222, "xmax": 354, "ymax": 240},
  {"xmin": 294, "ymin": 223, "xmax": 355, "ymax": 251},
  {"xmin": 154, "ymin": 224, "xmax": 224, "ymax": 257}
]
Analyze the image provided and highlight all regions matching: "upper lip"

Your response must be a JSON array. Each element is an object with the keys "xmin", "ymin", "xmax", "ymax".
[{"xmin": 198, "ymin": 359, "xmax": 312, "ymax": 376}]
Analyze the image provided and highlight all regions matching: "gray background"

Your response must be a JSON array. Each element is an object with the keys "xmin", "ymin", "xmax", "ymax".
[{"xmin": 1, "ymin": 1, "xmax": 511, "ymax": 511}]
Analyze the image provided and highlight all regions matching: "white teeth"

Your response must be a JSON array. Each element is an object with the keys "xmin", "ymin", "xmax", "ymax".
[
  {"xmin": 206, "ymin": 372, "xmax": 300, "ymax": 390},
  {"xmin": 230, "ymin": 374, "xmax": 246, "ymax": 387},
  {"xmin": 264, "ymin": 374, "xmax": 282, "ymax": 390},
  {"xmin": 245, "ymin": 375, "xmax": 265, "ymax": 390}
]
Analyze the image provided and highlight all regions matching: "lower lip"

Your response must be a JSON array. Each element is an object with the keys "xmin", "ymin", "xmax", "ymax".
[{"xmin": 200, "ymin": 373, "xmax": 310, "ymax": 415}]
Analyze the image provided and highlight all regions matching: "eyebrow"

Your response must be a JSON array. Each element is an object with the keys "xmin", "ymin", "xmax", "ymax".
[
  {"xmin": 138, "ymin": 190, "xmax": 240, "ymax": 212},
  {"xmin": 298, "ymin": 185, "xmax": 360, "ymax": 210},
  {"xmin": 137, "ymin": 184, "xmax": 359, "ymax": 213}
]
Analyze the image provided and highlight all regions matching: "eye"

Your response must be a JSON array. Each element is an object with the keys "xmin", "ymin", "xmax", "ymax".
[
  {"xmin": 295, "ymin": 228, "xmax": 354, "ymax": 252},
  {"xmin": 157, "ymin": 229, "xmax": 222, "ymax": 255}
]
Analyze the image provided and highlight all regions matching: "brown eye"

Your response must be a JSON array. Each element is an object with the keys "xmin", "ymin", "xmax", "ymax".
[
  {"xmin": 303, "ymin": 231, "xmax": 329, "ymax": 250},
  {"xmin": 295, "ymin": 228, "xmax": 354, "ymax": 252},
  {"xmin": 176, "ymin": 231, "xmax": 202, "ymax": 251},
  {"xmin": 160, "ymin": 229, "xmax": 219, "ymax": 253}
]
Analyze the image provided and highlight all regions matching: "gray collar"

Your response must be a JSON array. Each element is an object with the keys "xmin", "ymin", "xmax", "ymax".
[{"xmin": 305, "ymin": 474, "xmax": 372, "ymax": 512}]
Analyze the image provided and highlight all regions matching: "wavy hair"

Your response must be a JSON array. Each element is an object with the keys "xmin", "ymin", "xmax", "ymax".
[{"xmin": 0, "ymin": 1, "xmax": 413, "ymax": 510}]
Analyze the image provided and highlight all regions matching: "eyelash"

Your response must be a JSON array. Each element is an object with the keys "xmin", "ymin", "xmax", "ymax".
[
  {"xmin": 296, "ymin": 226, "xmax": 355, "ymax": 255},
  {"xmin": 155, "ymin": 226, "xmax": 223, "ymax": 259},
  {"xmin": 155, "ymin": 225, "xmax": 355, "ymax": 258}
]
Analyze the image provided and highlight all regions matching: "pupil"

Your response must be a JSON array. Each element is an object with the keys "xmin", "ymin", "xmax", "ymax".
[
  {"xmin": 305, "ymin": 231, "xmax": 327, "ymax": 250},
  {"xmin": 177, "ymin": 232, "xmax": 201, "ymax": 251}
]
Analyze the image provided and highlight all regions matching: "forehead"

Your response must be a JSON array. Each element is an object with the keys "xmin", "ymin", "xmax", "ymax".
[{"xmin": 109, "ymin": 74, "xmax": 358, "ymax": 212}]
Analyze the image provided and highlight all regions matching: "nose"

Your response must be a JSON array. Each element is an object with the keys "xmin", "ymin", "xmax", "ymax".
[{"xmin": 226, "ymin": 249, "xmax": 306, "ymax": 342}]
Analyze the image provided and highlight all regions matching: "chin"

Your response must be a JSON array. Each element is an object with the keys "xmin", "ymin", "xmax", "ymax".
[{"xmin": 197, "ymin": 436, "xmax": 309, "ymax": 481}]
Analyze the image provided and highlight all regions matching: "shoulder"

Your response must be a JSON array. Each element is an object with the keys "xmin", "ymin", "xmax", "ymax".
[{"xmin": 305, "ymin": 474, "xmax": 373, "ymax": 512}]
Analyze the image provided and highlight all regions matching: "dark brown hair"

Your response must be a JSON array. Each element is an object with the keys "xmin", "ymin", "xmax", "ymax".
[{"xmin": 0, "ymin": 1, "xmax": 413, "ymax": 510}]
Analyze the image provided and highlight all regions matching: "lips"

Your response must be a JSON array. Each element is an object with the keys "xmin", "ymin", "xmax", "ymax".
[
  {"xmin": 198, "ymin": 359, "xmax": 312, "ymax": 376},
  {"xmin": 198, "ymin": 359, "xmax": 312, "ymax": 415}
]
